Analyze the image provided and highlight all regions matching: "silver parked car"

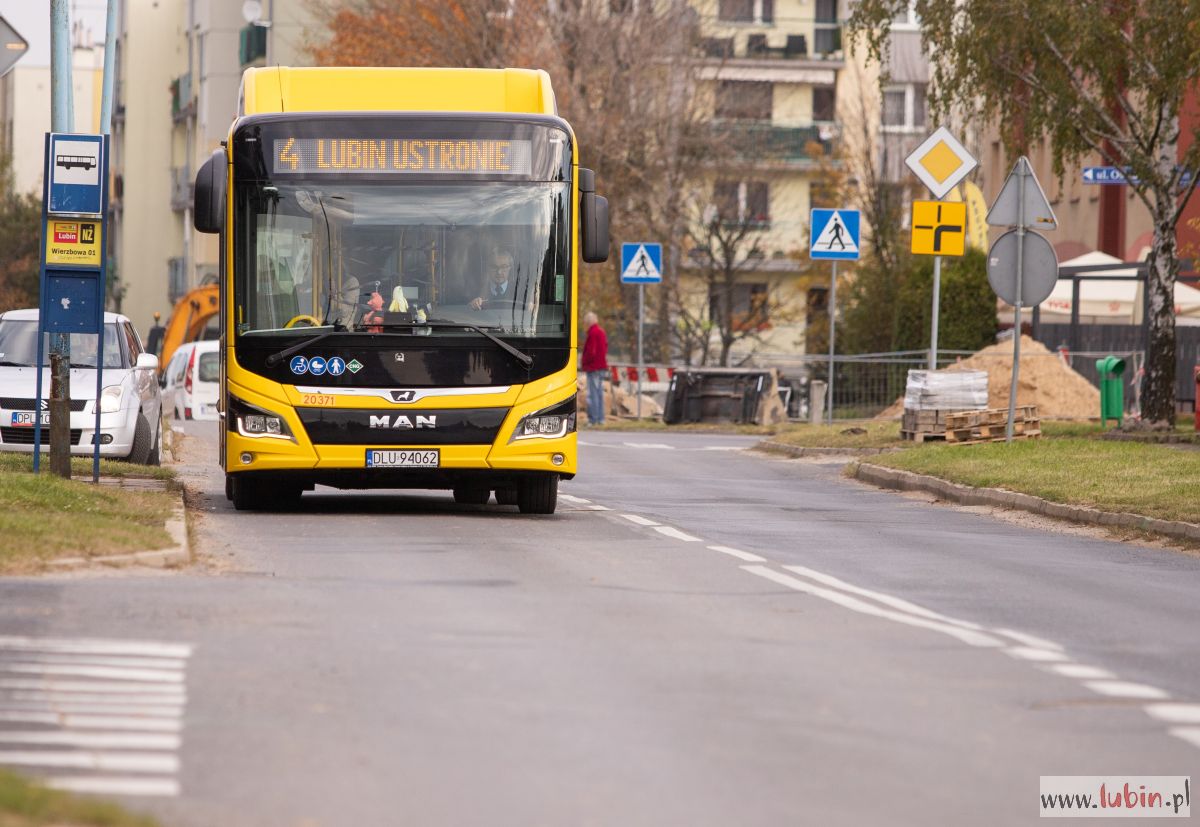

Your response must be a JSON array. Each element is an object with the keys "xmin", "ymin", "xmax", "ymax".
[{"xmin": 0, "ymin": 309, "xmax": 163, "ymax": 464}]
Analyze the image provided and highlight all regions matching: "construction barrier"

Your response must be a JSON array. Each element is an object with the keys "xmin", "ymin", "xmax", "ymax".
[{"xmin": 608, "ymin": 363, "xmax": 676, "ymax": 393}]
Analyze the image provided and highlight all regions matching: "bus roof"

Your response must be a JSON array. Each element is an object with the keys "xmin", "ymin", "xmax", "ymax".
[{"xmin": 240, "ymin": 67, "xmax": 558, "ymax": 118}]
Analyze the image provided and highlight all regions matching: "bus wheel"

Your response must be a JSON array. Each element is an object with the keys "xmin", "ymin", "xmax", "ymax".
[
  {"xmin": 230, "ymin": 476, "xmax": 260, "ymax": 511},
  {"xmin": 225, "ymin": 475, "xmax": 234, "ymax": 501},
  {"xmin": 495, "ymin": 487, "xmax": 518, "ymax": 506},
  {"xmin": 517, "ymin": 475, "xmax": 558, "ymax": 515},
  {"xmin": 453, "ymin": 487, "xmax": 490, "ymax": 505}
]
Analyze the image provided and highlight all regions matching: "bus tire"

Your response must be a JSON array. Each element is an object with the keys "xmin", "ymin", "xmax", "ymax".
[
  {"xmin": 495, "ymin": 487, "xmax": 518, "ymax": 506},
  {"xmin": 517, "ymin": 475, "xmax": 558, "ymax": 515},
  {"xmin": 453, "ymin": 487, "xmax": 490, "ymax": 505},
  {"xmin": 229, "ymin": 475, "xmax": 260, "ymax": 506},
  {"xmin": 128, "ymin": 413, "xmax": 152, "ymax": 464},
  {"xmin": 225, "ymin": 475, "xmax": 234, "ymax": 501}
]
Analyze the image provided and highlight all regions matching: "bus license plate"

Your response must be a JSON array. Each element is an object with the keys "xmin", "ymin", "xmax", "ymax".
[
  {"xmin": 366, "ymin": 449, "xmax": 439, "ymax": 468},
  {"xmin": 11, "ymin": 412, "xmax": 50, "ymax": 427}
]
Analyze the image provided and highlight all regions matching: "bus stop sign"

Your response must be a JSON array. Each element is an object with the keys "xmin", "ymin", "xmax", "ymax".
[{"xmin": 47, "ymin": 133, "xmax": 104, "ymax": 216}]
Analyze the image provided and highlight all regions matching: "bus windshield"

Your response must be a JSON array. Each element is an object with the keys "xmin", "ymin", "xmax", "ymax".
[{"xmin": 234, "ymin": 181, "xmax": 570, "ymax": 341}]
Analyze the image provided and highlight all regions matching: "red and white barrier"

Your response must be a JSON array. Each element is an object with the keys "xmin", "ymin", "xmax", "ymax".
[{"xmin": 607, "ymin": 363, "xmax": 676, "ymax": 392}]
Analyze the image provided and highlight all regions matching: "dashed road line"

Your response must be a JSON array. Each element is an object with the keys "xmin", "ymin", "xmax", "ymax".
[
  {"xmin": 1004, "ymin": 647, "xmax": 1071, "ymax": 663},
  {"xmin": 1046, "ymin": 663, "xmax": 1115, "ymax": 680},
  {"xmin": 620, "ymin": 514, "xmax": 659, "ymax": 527},
  {"xmin": 1145, "ymin": 704, "xmax": 1200, "ymax": 724},
  {"xmin": 994, "ymin": 629, "xmax": 1065, "ymax": 651},
  {"xmin": 707, "ymin": 545, "xmax": 766, "ymax": 563},
  {"xmin": 559, "ymin": 494, "xmax": 592, "ymax": 505},
  {"xmin": 653, "ymin": 526, "xmax": 702, "ymax": 542},
  {"xmin": 1083, "ymin": 681, "xmax": 1170, "ymax": 700}
]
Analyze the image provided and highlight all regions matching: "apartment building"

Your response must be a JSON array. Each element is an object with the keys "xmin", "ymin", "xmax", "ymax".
[{"xmin": 688, "ymin": 0, "xmax": 844, "ymax": 360}]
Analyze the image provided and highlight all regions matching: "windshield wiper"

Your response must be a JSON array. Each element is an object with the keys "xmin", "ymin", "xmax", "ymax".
[
  {"xmin": 264, "ymin": 322, "xmax": 348, "ymax": 367},
  {"xmin": 380, "ymin": 321, "xmax": 534, "ymax": 368}
]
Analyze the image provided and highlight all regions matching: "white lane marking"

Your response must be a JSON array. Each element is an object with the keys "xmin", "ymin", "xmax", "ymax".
[
  {"xmin": 1144, "ymin": 704, "xmax": 1200, "ymax": 724},
  {"xmin": 584, "ymin": 505, "xmax": 611, "ymax": 511},
  {"xmin": 47, "ymin": 776, "xmax": 180, "ymax": 796},
  {"xmin": 0, "ymin": 750, "xmax": 179, "ymax": 773},
  {"xmin": 559, "ymin": 494, "xmax": 592, "ymax": 504},
  {"xmin": 707, "ymin": 545, "xmax": 766, "ymax": 563},
  {"xmin": 0, "ymin": 679, "xmax": 185, "ymax": 695},
  {"xmin": 1168, "ymin": 727, "xmax": 1200, "ymax": 750},
  {"xmin": 994, "ymin": 629, "xmax": 1065, "ymax": 651},
  {"xmin": 1, "ymin": 691, "xmax": 187, "ymax": 705},
  {"xmin": 1047, "ymin": 663, "xmax": 1115, "ymax": 680},
  {"xmin": 0, "ymin": 702, "xmax": 182, "ymax": 717},
  {"xmin": 701, "ymin": 446, "xmax": 744, "ymax": 451},
  {"xmin": 782, "ymin": 566, "xmax": 984, "ymax": 631},
  {"xmin": 0, "ymin": 712, "xmax": 182, "ymax": 731},
  {"xmin": 741, "ymin": 566, "xmax": 1004, "ymax": 648},
  {"xmin": 1004, "ymin": 647, "xmax": 1070, "ymax": 663},
  {"xmin": 623, "ymin": 442, "xmax": 674, "ymax": 450},
  {"xmin": 654, "ymin": 526, "xmax": 702, "ymax": 542},
  {"xmin": 0, "ymin": 731, "xmax": 180, "ymax": 750},
  {"xmin": 620, "ymin": 514, "xmax": 659, "ymax": 527},
  {"xmin": 0, "ymin": 637, "xmax": 192, "ymax": 659},
  {"xmin": 0, "ymin": 654, "xmax": 188, "ymax": 670},
  {"xmin": 1083, "ymin": 681, "xmax": 1170, "ymax": 700},
  {"xmin": 0, "ymin": 664, "xmax": 184, "ymax": 683}
]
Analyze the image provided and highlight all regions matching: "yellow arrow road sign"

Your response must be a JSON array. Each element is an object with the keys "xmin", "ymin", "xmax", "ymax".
[{"xmin": 911, "ymin": 201, "xmax": 966, "ymax": 256}]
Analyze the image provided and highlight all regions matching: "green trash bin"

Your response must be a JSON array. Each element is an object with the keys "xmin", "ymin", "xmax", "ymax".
[{"xmin": 1095, "ymin": 355, "xmax": 1126, "ymax": 427}]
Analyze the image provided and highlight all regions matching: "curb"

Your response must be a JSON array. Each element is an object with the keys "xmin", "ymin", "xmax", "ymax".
[
  {"xmin": 850, "ymin": 462, "xmax": 1200, "ymax": 543},
  {"xmin": 757, "ymin": 440, "xmax": 900, "ymax": 458},
  {"xmin": 46, "ymin": 491, "xmax": 191, "ymax": 570}
]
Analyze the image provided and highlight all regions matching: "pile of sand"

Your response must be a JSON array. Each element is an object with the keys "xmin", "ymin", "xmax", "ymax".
[
  {"xmin": 878, "ymin": 336, "xmax": 1100, "ymax": 419},
  {"xmin": 576, "ymin": 375, "xmax": 663, "ymax": 423}
]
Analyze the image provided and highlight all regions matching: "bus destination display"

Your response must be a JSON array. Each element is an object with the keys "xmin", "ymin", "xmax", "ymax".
[{"xmin": 274, "ymin": 138, "xmax": 533, "ymax": 175}]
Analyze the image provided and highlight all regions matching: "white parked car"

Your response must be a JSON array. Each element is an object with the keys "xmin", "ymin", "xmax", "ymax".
[
  {"xmin": 0, "ymin": 309, "xmax": 163, "ymax": 464},
  {"xmin": 161, "ymin": 340, "xmax": 220, "ymax": 420}
]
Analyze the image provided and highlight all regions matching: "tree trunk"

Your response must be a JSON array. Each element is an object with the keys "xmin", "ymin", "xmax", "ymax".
[{"xmin": 1142, "ymin": 190, "xmax": 1177, "ymax": 425}]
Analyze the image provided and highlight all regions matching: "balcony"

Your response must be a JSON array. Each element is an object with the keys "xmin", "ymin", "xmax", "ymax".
[
  {"xmin": 170, "ymin": 167, "xmax": 193, "ymax": 213},
  {"xmin": 240, "ymin": 24, "xmax": 268, "ymax": 67},
  {"xmin": 170, "ymin": 73, "xmax": 193, "ymax": 123},
  {"xmin": 713, "ymin": 123, "xmax": 832, "ymax": 167}
]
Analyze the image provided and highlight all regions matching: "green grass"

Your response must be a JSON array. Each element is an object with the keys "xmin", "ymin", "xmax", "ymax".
[
  {"xmin": 869, "ymin": 436, "xmax": 1200, "ymax": 524},
  {"xmin": 0, "ymin": 453, "xmax": 176, "ymax": 481},
  {"xmin": 0, "ymin": 769, "xmax": 160, "ymax": 826},
  {"xmin": 590, "ymin": 419, "xmax": 781, "ymax": 435},
  {"xmin": 768, "ymin": 420, "xmax": 903, "ymax": 449},
  {"xmin": 0, "ymin": 460, "xmax": 176, "ymax": 573}
]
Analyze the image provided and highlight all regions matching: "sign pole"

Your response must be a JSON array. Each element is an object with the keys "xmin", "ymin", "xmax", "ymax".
[
  {"xmin": 827, "ymin": 261, "xmax": 837, "ymax": 423},
  {"xmin": 92, "ymin": 135, "xmax": 110, "ymax": 482},
  {"xmin": 637, "ymin": 283, "xmax": 644, "ymax": 419},
  {"xmin": 1006, "ymin": 164, "xmax": 1028, "ymax": 443},
  {"xmin": 929, "ymin": 255, "xmax": 941, "ymax": 370},
  {"xmin": 49, "ymin": 0, "xmax": 73, "ymax": 479}
]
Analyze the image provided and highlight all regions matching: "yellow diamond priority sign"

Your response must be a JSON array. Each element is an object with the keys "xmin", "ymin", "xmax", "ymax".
[
  {"xmin": 905, "ymin": 126, "xmax": 978, "ymax": 199},
  {"xmin": 911, "ymin": 201, "xmax": 966, "ymax": 257}
]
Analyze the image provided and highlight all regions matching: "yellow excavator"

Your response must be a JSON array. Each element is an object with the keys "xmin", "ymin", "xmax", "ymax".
[{"xmin": 146, "ymin": 282, "xmax": 220, "ymax": 376}]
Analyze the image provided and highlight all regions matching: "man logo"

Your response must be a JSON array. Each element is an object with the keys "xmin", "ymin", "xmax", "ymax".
[
  {"xmin": 393, "ymin": 353, "xmax": 405, "ymax": 362},
  {"xmin": 390, "ymin": 390, "xmax": 417, "ymax": 403},
  {"xmin": 369, "ymin": 414, "xmax": 437, "ymax": 429}
]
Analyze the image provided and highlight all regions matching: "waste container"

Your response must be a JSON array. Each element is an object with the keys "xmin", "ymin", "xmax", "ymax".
[{"xmin": 1095, "ymin": 355, "xmax": 1126, "ymax": 427}]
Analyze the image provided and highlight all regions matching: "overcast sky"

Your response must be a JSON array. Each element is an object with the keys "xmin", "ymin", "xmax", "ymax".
[{"xmin": 4, "ymin": 2, "xmax": 111, "ymax": 68}]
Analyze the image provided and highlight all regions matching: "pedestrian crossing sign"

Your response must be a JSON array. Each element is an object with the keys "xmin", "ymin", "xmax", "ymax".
[
  {"xmin": 809, "ymin": 209, "xmax": 860, "ymax": 260},
  {"xmin": 620, "ymin": 242, "xmax": 663, "ymax": 283}
]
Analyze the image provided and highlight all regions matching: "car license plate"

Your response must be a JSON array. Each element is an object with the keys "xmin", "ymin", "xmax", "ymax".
[
  {"xmin": 10, "ymin": 412, "xmax": 50, "ymax": 427},
  {"xmin": 366, "ymin": 449, "xmax": 439, "ymax": 468}
]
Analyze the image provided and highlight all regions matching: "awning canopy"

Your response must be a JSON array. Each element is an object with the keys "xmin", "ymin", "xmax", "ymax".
[{"xmin": 1022, "ymin": 252, "xmax": 1200, "ymax": 325}]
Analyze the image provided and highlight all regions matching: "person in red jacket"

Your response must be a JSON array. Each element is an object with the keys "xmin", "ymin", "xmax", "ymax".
[{"xmin": 581, "ymin": 311, "xmax": 608, "ymax": 426}]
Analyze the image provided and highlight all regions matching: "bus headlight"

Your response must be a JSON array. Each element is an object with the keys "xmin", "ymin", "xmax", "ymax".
[
  {"xmin": 100, "ymin": 385, "xmax": 124, "ymax": 413},
  {"xmin": 510, "ymin": 396, "xmax": 576, "ymax": 443},
  {"xmin": 228, "ymin": 396, "xmax": 295, "ymax": 442}
]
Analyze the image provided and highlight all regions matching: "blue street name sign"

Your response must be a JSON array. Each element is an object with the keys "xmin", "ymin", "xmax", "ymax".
[
  {"xmin": 810, "ymin": 209, "xmax": 861, "ymax": 261},
  {"xmin": 47, "ymin": 133, "xmax": 104, "ymax": 215},
  {"xmin": 620, "ymin": 242, "xmax": 663, "ymax": 284}
]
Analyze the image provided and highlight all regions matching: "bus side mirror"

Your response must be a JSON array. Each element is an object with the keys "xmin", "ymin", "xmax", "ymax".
[
  {"xmin": 579, "ymin": 168, "xmax": 610, "ymax": 263},
  {"xmin": 194, "ymin": 149, "xmax": 227, "ymax": 234}
]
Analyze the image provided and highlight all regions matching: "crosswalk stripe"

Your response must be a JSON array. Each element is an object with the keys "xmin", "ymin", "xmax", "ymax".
[{"xmin": 0, "ymin": 750, "xmax": 179, "ymax": 773}]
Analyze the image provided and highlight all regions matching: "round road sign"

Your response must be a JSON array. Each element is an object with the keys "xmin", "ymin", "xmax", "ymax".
[{"xmin": 986, "ymin": 229, "xmax": 1058, "ymax": 306}]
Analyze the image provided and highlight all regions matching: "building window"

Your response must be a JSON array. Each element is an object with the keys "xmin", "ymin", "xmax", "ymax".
[
  {"xmin": 713, "ymin": 180, "xmax": 770, "ymax": 227},
  {"xmin": 892, "ymin": 1, "xmax": 920, "ymax": 29},
  {"xmin": 881, "ymin": 83, "xmax": 926, "ymax": 132},
  {"xmin": 813, "ymin": 86, "xmax": 836, "ymax": 122},
  {"xmin": 814, "ymin": 0, "xmax": 841, "ymax": 54},
  {"xmin": 712, "ymin": 283, "xmax": 771, "ymax": 331},
  {"xmin": 715, "ymin": 81, "xmax": 773, "ymax": 121},
  {"xmin": 719, "ymin": 0, "xmax": 773, "ymax": 23}
]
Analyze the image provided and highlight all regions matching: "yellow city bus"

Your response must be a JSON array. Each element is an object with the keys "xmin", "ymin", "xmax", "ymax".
[{"xmin": 192, "ymin": 67, "xmax": 609, "ymax": 513}]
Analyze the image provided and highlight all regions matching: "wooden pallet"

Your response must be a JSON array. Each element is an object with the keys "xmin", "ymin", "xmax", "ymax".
[
  {"xmin": 945, "ymin": 405, "xmax": 1041, "ymax": 444},
  {"xmin": 900, "ymin": 429, "xmax": 947, "ymax": 444},
  {"xmin": 944, "ymin": 406, "xmax": 1037, "ymax": 431},
  {"xmin": 901, "ymin": 408, "xmax": 973, "ymax": 442}
]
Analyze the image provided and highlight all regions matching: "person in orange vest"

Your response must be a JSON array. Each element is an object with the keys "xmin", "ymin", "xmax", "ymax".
[{"xmin": 581, "ymin": 311, "xmax": 608, "ymax": 426}]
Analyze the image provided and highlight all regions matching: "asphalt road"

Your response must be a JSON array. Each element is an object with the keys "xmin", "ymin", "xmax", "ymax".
[{"xmin": 0, "ymin": 421, "xmax": 1197, "ymax": 826}]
